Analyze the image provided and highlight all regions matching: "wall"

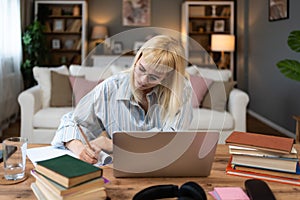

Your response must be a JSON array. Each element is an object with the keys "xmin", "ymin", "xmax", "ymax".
[
  {"xmin": 246, "ymin": 0, "xmax": 300, "ymax": 136},
  {"xmin": 88, "ymin": 0, "xmax": 184, "ymax": 51}
]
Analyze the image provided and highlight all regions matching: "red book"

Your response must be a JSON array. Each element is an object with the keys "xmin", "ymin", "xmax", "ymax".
[
  {"xmin": 225, "ymin": 131, "xmax": 294, "ymax": 154},
  {"xmin": 226, "ymin": 156, "xmax": 300, "ymax": 186}
]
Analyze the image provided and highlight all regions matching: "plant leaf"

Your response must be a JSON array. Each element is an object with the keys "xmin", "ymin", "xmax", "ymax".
[
  {"xmin": 276, "ymin": 59, "xmax": 300, "ymax": 81},
  {"xmin": 288, "ymin": 30, "xmax": 300, "ymax": 52}
]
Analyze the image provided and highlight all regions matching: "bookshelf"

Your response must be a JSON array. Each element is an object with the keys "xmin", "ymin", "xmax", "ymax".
[
  {"xmin": 181, "ymin": 1, "xmax": 235, "ymax": 73},
  {"xmin": 34, "ymin": 1, "xmax": 87, "ymax": 66}
]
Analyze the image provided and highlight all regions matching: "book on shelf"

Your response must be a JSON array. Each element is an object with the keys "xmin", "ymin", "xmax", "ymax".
[
  {"xmin": 226, "ymin": 156, "xmax": 300, "ymax": 186},
  {"xmin": 228, "ymin": 145, "xmax": 298, "ymax": 159},
  {"xmin": 231, "ymin": 154, "xmax": 298, "ymax": 173},
  {"xmin": 31, "ymin": 181, "xmax": 107, "ymax": 200},
  {"xmin": 225, "ymin": 131, "xmax": 294, "ymax": 154},
  {"xmin": 31, "ymin": 169, "xmax": 104, "ymax": 196},
  {"xmin": 35, "ymin": 154, "xmax": 103, "ymax": 188},
  {"xmin": 74, "ymin": 38, "xmax": 81, "ymax": 50},
  {"xmin": 66, "ymin": 19, "xmax": 82, "ymax": 32},
  {"xmin": 44, "ymin": 21, "xmax": 52, "ymax": 32}
]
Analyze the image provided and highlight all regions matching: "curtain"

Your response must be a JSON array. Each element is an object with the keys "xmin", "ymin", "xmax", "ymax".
[{"xmin": 0, "ymin": 0, "xmax": 23, "ymax": 135}]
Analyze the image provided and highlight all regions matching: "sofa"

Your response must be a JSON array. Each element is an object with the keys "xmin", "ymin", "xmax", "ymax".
[{"xmin": 18, "ymin": 64, "xmax": 249, "ymax": 144}]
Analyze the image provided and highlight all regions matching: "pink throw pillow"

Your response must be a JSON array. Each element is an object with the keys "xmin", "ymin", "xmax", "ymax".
[
  {"xmin": 190, "ymin": 75, "xmax": 213, "ymax": 108},
  {"xmin": 69, "ymin": 76, "xmax": 103, "ymax": 105}
]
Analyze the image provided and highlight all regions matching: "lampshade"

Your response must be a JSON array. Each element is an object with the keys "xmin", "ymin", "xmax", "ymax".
[
  {"xmin": 211, "ymin": 34, "xmax": 235, "ymax": 52},
  {"xmin": 91, "ymin": 25, "xmax": 108, "ymax": 40}
]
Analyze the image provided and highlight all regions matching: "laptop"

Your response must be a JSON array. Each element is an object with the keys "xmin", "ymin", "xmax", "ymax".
[{"xmin": 112, "ymin": 131, "xmax": 219, "ymax": 178}]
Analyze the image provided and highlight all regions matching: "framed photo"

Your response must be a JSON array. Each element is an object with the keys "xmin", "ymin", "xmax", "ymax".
[
  {"xmin": 52, "ymin": 39, "xmax": 61, "ymax": 49},
  {"xmin": 113, "ymin": 42, "xmax": 123, "ymax": 54},
  {"xmin": 53, "ymin": 19, "xmax": 64, "ymax": 32},
  {"xmin": 269, "ymin": 0, "xmax": 289, "ymax": 21},
  {"xmin": 133, "ymin": 41, "xmax": 145, "ymax": 54},
  {"xmin": 214, "ymin": 20, "xmax": 225, "ymax": 32},
  {"xmin": 123, "ymin": 0, "xmax": 151, "ymax": 26}
]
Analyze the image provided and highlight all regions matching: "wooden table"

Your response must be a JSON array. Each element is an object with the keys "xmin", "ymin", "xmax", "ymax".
[{"xmin": 1, "ymin": 144, "xmax": 300, "ymax": 200}]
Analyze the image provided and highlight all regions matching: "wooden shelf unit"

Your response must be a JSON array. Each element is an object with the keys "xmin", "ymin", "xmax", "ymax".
[
  {"xmin": 34, "ymin": 1, "xmax": 87, "ymax": 66},
  {"xmin": 182, "ymin": 1, "xmax": 235, "ymax": 73}
]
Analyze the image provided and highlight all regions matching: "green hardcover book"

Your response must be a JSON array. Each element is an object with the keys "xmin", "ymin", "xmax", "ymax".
[
  {"xmin": 36, "ymin": 154, "xmax": 103, "ymax": 188},
  {"xmin": 31, "ymin": 170, "xmax": 104, "ymax": 196}
]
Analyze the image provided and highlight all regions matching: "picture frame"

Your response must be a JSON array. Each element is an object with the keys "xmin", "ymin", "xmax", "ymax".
[
  {"xmin": 52, "ymin": 39, "xmax": 61, "ymax": 49},
  {"xmin": 53, "ymin": 19, "xmax": 64, "ymax": 32},
  {"xmin": 133, "ymin": 41, "xmax": 145, "ymax": 54},
  {"xmin": 122, "ymin": 0, "xmax": 151, "ymax": 26},
  {"xmin": 269, "ymin": 0, "xmax": 289, "ymax": 21},
  {"xmin": 113, "ymin": 42, "xmax": 123, "ymax": 54},
  {"xmin": 214, "ymin": 20, "xmax": 225, "ymax": 32}
]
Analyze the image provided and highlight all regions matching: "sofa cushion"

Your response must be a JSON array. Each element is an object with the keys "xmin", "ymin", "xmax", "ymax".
[
  {"xmin": 190, "ymin": 108, "xmax": 234, "ymax": 130},
  {"xmin": 33, "ymin": 65, "xmax": 69, "ymax": 108},
  {"xmin": 33, "ymin": 107, "xmax": 73, "ymax": 129},
  {"xmin": 50, "ymin": 71, "xmax": 73, "ymax": 107},
  {"xmin": 69, "ymin": 76, "xmax": 102, "ymax": 105},
  {"xmin": 69, "ymin": 64, "xmax": 112, "ymax": 81},
  {"xmin": 202, "ymin": 81, "xmax": 236, "ymax": 112},
  {"xmin": 198, "ymin": 68, "xmax": 231, "ymax": 81},
  {"xmin": 189, "ymin": 75, "xmax": 213, "ymax": 108},
  {"xmin": 186, "ymin": 66, "xmax": 231, "ymax": 81}
]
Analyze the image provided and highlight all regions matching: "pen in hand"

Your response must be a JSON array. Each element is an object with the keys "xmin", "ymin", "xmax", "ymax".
[
  {"xmin": 76, "ymin": 123, "xmax": 92, "ymax": 149},
  {"xmin": 76, "ymin": 123, "xmax": 99, "ymax": 163}
]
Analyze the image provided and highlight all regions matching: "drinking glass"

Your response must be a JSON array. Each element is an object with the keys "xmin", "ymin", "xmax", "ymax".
[{"xmin": 3, "ymin": 137, "xmax": 28, "ymax": 180}]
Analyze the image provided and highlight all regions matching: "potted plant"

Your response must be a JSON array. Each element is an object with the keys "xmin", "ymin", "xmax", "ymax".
[
  {"xmin": 277, "ymin": 30, "xmax": 300, "ymax": 139},
  {"xmin": 22, "ymin": 20, "xmax": 48, "ymax": 88},
  {"xmin": 276, "ymin": 30, "xmax": 300, "ymax": 82}
]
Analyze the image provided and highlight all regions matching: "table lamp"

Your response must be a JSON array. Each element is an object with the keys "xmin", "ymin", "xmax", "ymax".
[
  {"xmin": 91, "ymin": 25, "xmax": 108, "ymax": 54},
  {"xmin": 211, "ymin": 34, "xmax": 235, "ymax": 69},
  {"xmin": 91, "ymin": 25, "xmax": 108, "ymax": 41}
]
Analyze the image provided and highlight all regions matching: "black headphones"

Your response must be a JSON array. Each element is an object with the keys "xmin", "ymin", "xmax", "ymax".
[{"xmin": 132, "ymin": 181, "xmax": 207, "ymax": 200}]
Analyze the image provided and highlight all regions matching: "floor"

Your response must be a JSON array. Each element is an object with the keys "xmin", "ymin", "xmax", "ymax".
[{"xmin": 1, "ymin": 114, "xmax": 289, "ymax": 142}]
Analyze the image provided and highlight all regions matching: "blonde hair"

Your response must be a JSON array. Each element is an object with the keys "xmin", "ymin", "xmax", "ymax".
[{"xmin": 129, "ymin": 35, "xmax": 188, "ymax": 122}]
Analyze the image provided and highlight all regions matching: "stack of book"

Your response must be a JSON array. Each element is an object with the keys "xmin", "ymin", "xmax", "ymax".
[
  {"xmin": 225, "ymin": 131, "xmax": 300, "ymax": 186},
  {"xmin": 30, "ymin": 154, "xmax": 107, "ymax": 200}
]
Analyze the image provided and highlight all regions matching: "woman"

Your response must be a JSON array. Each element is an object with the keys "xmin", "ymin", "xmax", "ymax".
[{"xmin": 51, "ymin": 35, "xmax": 193, "ymax": 164}]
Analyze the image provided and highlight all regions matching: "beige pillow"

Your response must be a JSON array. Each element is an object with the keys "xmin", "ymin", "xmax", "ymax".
[
  {"xmin": 33, "ymin": 65, "xmax": 69, "ymax": 108},
  {"xmin": 202, "ymin": 81, "xmax": 236, "ymax": 112},
  {"xmin": 50, "ymin": 71, "xmax": 73, "ymax": 107}
]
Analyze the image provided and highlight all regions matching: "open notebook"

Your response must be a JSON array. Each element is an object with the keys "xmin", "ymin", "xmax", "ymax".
[{"xmin": 112, "ymin": 131, "xmax": 219, "ymax": 177}]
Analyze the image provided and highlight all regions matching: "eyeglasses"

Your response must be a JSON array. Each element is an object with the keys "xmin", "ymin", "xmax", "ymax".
[{"xmin": 134, "ymin": 63, "xmax": 165, "ymax": 84}]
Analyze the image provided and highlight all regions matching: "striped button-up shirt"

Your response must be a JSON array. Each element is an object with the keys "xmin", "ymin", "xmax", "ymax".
[{"xmin": 51, "ymin": 72, "xmax": 193, "ymax": 148}]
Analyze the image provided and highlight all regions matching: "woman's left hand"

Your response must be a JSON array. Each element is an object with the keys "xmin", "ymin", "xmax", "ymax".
[{"xmin": 90, "ymin": 136, "xmax": 113, "ymax": 155}]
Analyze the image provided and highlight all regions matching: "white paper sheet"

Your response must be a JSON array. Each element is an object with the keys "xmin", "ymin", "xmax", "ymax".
[{"xmin": 27, "ymin": 146, "xmax": 112, "ymax": 167}]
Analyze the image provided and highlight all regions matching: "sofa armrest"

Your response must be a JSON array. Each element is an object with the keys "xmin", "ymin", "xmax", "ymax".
[
  {"xmin": 18, "ymin": 85, "xmax": 43, "ymax": 141},
  {"xmin": 227, "ymin": 88, "xmax": 249, "ymax": 132}
]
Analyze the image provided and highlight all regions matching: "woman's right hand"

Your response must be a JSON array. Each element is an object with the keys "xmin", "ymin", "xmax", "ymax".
[{"xmin": 65, "ymin": 139, "xmax": 99, "ymax": 164}]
